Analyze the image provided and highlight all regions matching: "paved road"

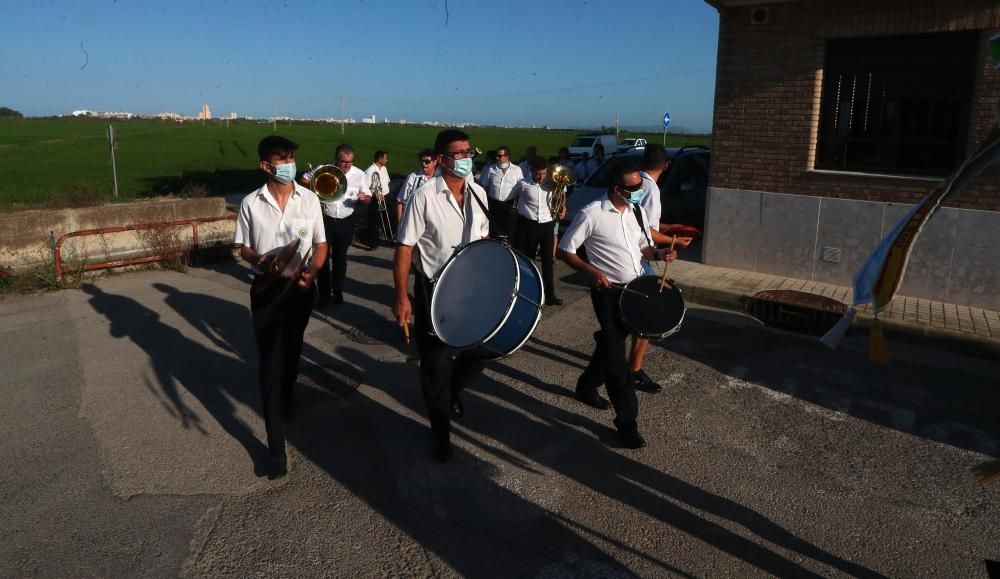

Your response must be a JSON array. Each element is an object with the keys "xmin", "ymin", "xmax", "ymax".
[{"xmin": 1, "ymin": 247, "xmax": 998, "ymax": 578}]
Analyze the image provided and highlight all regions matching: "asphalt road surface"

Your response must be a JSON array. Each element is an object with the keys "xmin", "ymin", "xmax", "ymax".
[{"xmin": 1, "ymin": 247, "xmax": 998, "ymax": 578}]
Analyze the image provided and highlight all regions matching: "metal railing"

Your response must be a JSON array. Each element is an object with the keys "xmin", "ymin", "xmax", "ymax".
[{"xmin": 53, "ymin": 215, "xmax": 236, "ymax": 280}]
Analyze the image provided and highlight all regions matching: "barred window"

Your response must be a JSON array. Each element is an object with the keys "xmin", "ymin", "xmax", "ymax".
[{"xmin": 815, "ymin": 32, "xmax": 978, "ymax": 176}]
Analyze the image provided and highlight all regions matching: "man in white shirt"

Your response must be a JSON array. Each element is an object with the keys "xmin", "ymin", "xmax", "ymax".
[
  {"xmin": 513, "ymin": 156, "xmax": 564, "ymax": 306},
  {"xmin": 395, "ymin": 148, "xmax": 437, "ymax": 224},
  {"xmin": 394, "ymin": 129, "xmax": 490, "ymax": 463},
  {"xmin": 557, "ymin": 162, "xmax": 676, "ymax": 450},
  {"xmin": 584, "ymin": 143, "xmax": 606, "ymax": 179},
  {"xmin": 301, "ymin": 143, "xmax": 371, "ymax": 307},
  {"xmin": 629, "ymin": 144, "xmax": 693, "ymax": 394},
  {"xmin": 575, "ymin": 152, "xmax": 591, "ymax": 183},
  {"xmin": 477, "ymin": 145, "xmax": 523, "ymax": 239},
  {"xmin": 518, "ymin": 145, "xmax": 537, "ymax": 179},
  {"xmin": 234, "ymin": 135, "xmax": 328, "ymax": 479},
  {"xmin": 362, "ymin": 150, "xmax": 391, "ymax": 250}
]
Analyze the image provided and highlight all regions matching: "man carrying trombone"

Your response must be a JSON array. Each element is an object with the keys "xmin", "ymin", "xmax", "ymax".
[
  {"xmin": 363, "ymin": 150, "xmax": 392, "ymax": 250},
  {"xmin": 234, "ymin": 135, "xmax": 328, "ymax": 479}
]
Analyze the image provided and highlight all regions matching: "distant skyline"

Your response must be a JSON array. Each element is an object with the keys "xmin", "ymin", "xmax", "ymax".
[{"xmin": 1, "ymin": 0, "xmax": 720, "ymax": 132}]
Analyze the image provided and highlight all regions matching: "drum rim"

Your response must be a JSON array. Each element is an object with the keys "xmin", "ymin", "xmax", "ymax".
[
  {"xmin": 430, "ymin": 239, "xmax": 521, "ymax": 350},
  {"xmin": 619, "ymin": 274, "xmax": 687, "ymax": 339},
  {"xmin": 497, "ymin": 254, "xmax": 544, "ymax": 357}
]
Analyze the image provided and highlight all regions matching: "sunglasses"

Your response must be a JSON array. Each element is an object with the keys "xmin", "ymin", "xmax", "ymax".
[
  {"xmin": 618, "ymin": 182, "xmax": 644, "ymax": 193},
  {"xmin": 420, "ymin": 158, "xmax": 434, "ymax": 164}
]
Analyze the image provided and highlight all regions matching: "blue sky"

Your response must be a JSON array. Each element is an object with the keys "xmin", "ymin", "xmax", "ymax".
[{"xmin": 1, "ymin": 0, "xmax": 720, "ymax": 132}]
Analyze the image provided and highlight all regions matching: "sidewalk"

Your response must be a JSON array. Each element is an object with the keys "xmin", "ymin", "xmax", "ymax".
[{"xmin": 668, "ymin": 259, "xmax": 1000, "ymax": 347}]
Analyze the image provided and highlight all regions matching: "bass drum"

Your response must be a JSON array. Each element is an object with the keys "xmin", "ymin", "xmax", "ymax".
[
  {"xmin": 430, "ymin": 239, "xmax": 544, "ymax": 358},
  {"xmin": 619, "ymin": 275, "xmax": 686, "ymax": 339}
]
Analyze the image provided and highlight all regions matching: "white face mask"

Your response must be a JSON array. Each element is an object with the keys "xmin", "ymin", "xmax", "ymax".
[{"xmin": 500, "ymin": 161, "xmax": 510, "ymax": 169}]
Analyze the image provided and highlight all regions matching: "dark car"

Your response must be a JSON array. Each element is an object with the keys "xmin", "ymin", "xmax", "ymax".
[{"xmin": 564, "ymin": 146, "xmax": 710, "ymax": 230}]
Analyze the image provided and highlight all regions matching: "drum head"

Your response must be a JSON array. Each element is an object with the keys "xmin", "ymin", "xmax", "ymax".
[
  {"xmin": 432, "ymin": 240, "xmax": 518, "ymax": 348},
  {"xmin": 619, "ymin": 276, "xmax": 686, "ymax": 339}
]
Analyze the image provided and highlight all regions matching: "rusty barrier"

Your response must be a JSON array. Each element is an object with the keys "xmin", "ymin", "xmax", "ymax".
[{"xmin": 53, "ymin": 215, "xmax": 236, "ymax": 280}]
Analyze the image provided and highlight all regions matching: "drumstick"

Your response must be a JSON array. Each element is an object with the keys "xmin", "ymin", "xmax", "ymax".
[
  {"xmin": 620, "ymin": 286, "xmax": 648, "ymax": 299},
  {"xmin": 658, "ymin": 236, "xmax": 677, "ymax": 293},
  {"xmin": 401, "ymin": 319, "xmax": 411, "ymax": 345}
]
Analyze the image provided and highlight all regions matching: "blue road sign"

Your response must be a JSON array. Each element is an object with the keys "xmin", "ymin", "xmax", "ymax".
[{"xmin": 663, "ymin": 112, "xmax": 671, "ymax": 128}]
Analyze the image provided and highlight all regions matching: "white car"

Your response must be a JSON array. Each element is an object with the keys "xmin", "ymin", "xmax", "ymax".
[{"xmin": 616, "ymin": 138, "xmax": 647, "ymax": 153}]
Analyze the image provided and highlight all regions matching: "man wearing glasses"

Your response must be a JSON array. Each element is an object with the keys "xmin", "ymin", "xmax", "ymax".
[
  {"xmin": 477, "ymin": 144, "xmax": 523, "ymax": 238},
  {"xmin": 395, "ymin": 148, "xmax": 437, "ymax": 224},
  {"xmin": 557, "ymin": 162, "xmax": 676, "ymax": 450},
  {"xmin": 394, "ymin": 129, "xmax": 490, "ymax": 463},
  {"xmin": 301, "ymin": 143, "xmax": 371, "ymax": 307}
]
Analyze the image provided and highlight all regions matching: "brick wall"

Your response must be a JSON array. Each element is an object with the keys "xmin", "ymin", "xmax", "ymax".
[{"xmin": 710, "ymin": 0, "xmax": 1000, "ymax": 210}]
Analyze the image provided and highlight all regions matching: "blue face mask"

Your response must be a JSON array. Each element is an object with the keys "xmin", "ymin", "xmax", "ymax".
[
  {"xmin": 451, "ymin": 157, "xmax": 474, "ymax": 178},
  {"xmin": 270, "ymin": 162, "xmax": 296, "ymax": 184},
  {"xmin": 623, "ymin": 186, "xmax": 647, "ymax": 205}
]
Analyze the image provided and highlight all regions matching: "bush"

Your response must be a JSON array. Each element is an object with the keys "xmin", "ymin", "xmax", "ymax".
[{"xmin": 0, "ymin": 264, "xmax": 15, "ymax": 293}]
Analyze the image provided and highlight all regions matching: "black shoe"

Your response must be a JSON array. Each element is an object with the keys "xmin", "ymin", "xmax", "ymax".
[
  {"xmin": 631, "ymin": 370, "xmax": 663, "ymax": 393},
  {"xmin": 619, "ymin": 429, "xmax": 646, "ymax": 449},
  {"xmin": 574, "ymin": 389, "xmax": 610, "ymax": 410},
  {"xmin": 332, "ymin": 292, "xmax": 344, "ymax": 305},
  {"xmin": 267, "ymin": 459, "xmax": 288, "ymax": 480},
  {"xmin": 545, "ymin": 297, "xmax": 564, "ymax": 306},
  {"xmin": 431, "ymin": 433, "xmax": 452, "ymax": 463},
  {"xmin": 450, "ymin": 395, "xmax": 464, "ymax": 418}
]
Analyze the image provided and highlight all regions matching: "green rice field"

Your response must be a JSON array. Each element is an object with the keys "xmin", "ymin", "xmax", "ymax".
[{"xmin": 0, "ymin": 118, "xmax": 710, "ymax": 210}]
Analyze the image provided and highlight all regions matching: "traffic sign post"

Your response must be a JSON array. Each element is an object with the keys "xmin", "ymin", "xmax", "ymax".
[{"xmin": 662, "ymin": 112, "xmax": 671, "ymax": 146}]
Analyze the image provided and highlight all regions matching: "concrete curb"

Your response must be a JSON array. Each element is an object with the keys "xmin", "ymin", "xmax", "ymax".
[{"xmin": 674, "ymin": 277, "xmax": 1000, "ymax": 354}]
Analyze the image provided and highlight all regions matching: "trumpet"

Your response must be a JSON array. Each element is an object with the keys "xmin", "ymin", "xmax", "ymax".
[
  {"xmin": 369, "ymin": 171, "xmax": 394, "ymax": 241},
  {"xmin": 307, "ymin": 164, "xmax": 348, "ymax": 204},
  {"xmin": 549, "ymin": 163, "xmax": 575, "ymax": 218}
]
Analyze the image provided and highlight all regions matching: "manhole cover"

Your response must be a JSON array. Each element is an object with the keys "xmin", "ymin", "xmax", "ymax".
[
  {"xmin": 345, "ymin": 326, "xmax": 383, "ymax": 346},
  {"xmin": 297, "ymin": 362, "xmax": 362, "ymax": 404},
  {"xmin": 745, "ymin": 290, "xmax": 848, "ymax": 335}
]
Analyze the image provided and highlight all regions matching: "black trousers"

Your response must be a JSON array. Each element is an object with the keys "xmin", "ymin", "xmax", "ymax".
[
  {"xmin": 487, "ymin": 198, "xmax": 518, "ymax": 240},
  {"xmin": 576, "ymin": 286, "xmax": 639, "ymax": 434},
  {"xmin": 363, "ymin": 198, "xmax": 393, "ymax": 245},
  {"xmin": 514, "ymin": 216, "xmax": 557, "ymax": 300},
  {"xmin": 413, "ymin": 273, "xmax": 487, "ymax": 438},
  {"xmin": 319, "ymin": 213, "xmax": 355, "ymax": 296},
  {"xmin": 250, "ymin": 280, "xmax": 315, "ymax": 466}
]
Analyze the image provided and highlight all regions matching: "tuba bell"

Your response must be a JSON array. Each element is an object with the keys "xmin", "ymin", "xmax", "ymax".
[
  {"xmin": 548, "ymin": 163, "xmax": 575, "ymax": 218},
  {"xmin": 308, "ymin": 164, "xmax": 348, "ymax": 204}
]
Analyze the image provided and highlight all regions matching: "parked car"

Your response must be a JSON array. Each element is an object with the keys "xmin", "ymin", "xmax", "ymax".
[
  {"xmin": 567, "ymin": 134, "xmax": 618, "ymax": 160},
  {"xmin": 563, "ymin": 146, "xmax": 710, "ymax": 231},
  {"xmin": 615, "ymin": 137, "xmax": 647, "ymax": 154}
]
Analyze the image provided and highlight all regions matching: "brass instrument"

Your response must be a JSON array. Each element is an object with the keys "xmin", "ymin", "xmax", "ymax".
[
  {"xmin": 548, "ymin": 163, "xmax": 575, "ymax": 218},
  {"xmin": 369, "ymin": 170, "xmax": 394, "ymax": 241},
  {"xmin": 308, "ymin": 164, "xmax": 348, "ymax": 204}
]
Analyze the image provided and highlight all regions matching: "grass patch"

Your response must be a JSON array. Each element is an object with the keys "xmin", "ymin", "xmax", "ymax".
[{"xmin": 0, "ymin": 118, "xmax": 710, "ymax": 210}]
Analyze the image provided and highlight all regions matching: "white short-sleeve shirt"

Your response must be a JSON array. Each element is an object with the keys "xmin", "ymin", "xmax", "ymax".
[
  {"xmin": 365, "ymin": 163, "xmax": 390, "ymax": 198},
  {"xmin": 302, "ymin": 164, "xmax": 369, "ymax": 219},
  {"xmin": 234, "ymin": 183, "xmax": 327, "ymax": 277},
  {"xmin": 638, "ymin": 171, "xmax": 662, "ymax": 228},
  {"xmin": 398, "ymin": 169, "xmax": 434, "ymax": 207},
  {"xmin": 513, "ymin": 179, "xmax": 554, "ymax": 223},
  {"xmin": 480, "ymin": 163, "xmax": 524, "ymax": 202},
  {"xmin": 396, "ymin": 176, "xmax": 490, "ymax": 279},
  {"xmin": 558, "ymin": 198, "xmax": 651, "ymax": 285}
]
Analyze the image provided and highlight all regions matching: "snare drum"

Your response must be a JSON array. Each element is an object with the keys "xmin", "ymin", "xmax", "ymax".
[
  {"xmin": 430, "ymin": 239, "xmax": 544, "ymax": 358},
  {"xmin": 619, "ymin": 275, "xmax": 686, "ymax": 339}
]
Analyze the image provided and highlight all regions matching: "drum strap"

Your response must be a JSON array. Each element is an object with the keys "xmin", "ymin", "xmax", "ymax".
[
  {"xmin": 631, "ymin": 203, "xmax": 655, "ymax": 255},
  {"xmin": 467, "ymin": 184, "xmax": 507, "ymax": 239}
]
